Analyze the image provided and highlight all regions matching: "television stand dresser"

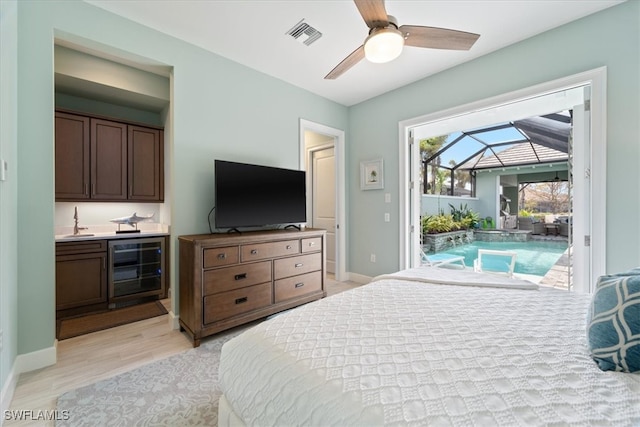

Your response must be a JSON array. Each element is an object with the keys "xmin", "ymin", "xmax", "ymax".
[{"xmin": 178, "ymin": 228, "xmax": 326, "ymax": 347}]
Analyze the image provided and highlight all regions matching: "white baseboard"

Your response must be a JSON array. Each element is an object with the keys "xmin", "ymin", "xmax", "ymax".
[
  {"xmin": 0, "ymin": 345, "xmax": 56, "ymax": 426},
  {"xmin": 346, "ymin": 272, "xmax": 372, "ymax": 284},
  {"xmin": 15, "ymin": 345, "xmax": 56, "ymax": 374},
  {"xmin": 0, "ymin": 362, "xmax": 18, "ymax": 427},
  {"xmin": 168, "ymin": 311, "xmax": 179, "ymax": 330}
]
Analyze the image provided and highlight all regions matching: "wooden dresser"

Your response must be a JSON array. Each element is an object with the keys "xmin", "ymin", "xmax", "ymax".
[{"xmin": 178, "ymin": 228, "xmax": 326, "ymax": 346}]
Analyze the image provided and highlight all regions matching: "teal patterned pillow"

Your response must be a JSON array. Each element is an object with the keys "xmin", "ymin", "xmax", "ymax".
[{"xmin": 587, "ymin": 271, "xmax": 640, "ymax": 373}]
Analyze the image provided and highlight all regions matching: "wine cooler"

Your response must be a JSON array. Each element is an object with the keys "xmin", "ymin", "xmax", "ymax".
[{"xmin": 108, "ymin": 237, "xmax": 165, "ymax": 307}]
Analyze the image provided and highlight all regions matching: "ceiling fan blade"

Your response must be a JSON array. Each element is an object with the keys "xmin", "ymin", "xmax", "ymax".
[
  {"xmin": 354, "ymin": 0, "xmax": 389, "ymax": 28},
  {"xmin": 399, "ymin": 25, "xmax": 480, "ymax": 50},
  {"xmin": 324, "ymin": 45, "xmax": 365, "ymax": 80}
]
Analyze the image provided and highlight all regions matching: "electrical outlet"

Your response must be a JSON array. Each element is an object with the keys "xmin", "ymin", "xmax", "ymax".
[
  {"xmin": 370, "ymin": 254, "xmax": 376, "ymax": 263},
  {"xmin": 385, "ymin": 193, "xmax": 391, "ymax": 203},
  {"xmin": 384, "ymin": 213, "xmax": 390, "ymax": 222}
]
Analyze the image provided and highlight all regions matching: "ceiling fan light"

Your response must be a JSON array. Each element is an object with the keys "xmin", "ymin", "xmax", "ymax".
[{"xmin": 364, "ymin": 27, "xmax": 404, "ymax": 63}]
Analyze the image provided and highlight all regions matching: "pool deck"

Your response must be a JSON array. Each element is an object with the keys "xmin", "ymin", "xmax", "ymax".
[{"xmin": 529, "ymin": 234, "xmax": 570, "ymax": 290}]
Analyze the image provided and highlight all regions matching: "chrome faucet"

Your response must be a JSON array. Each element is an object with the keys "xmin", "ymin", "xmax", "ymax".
[{"xmin": 73, "ymin": 206, "xmax": 88, "ymax": 235}]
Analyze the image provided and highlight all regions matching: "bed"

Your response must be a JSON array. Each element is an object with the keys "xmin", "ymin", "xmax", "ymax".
[{"xmin": 218, "ymin": 267, "xmax": 640, "ymax": 426}]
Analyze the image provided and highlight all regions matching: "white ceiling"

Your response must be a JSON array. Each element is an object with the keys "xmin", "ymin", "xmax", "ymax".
[{"xmin": 84, "ymin": 0, "xmax": 624, "ymax": 107}]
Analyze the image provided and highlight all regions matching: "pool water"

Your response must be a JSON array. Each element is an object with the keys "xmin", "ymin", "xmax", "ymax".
[{"xmin": 433, "ymin": 240, "xmax": 568, "ymax": 276}]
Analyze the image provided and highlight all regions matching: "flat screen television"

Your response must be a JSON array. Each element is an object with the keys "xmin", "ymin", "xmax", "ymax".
[{"xmin": 214, "ymin": 160, "xmax": 307, "ymax": 229}]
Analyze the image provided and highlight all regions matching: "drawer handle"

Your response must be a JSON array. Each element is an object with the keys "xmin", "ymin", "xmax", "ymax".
[
  {"xmin": 295, "ymin": 263, "xmax": 304, "ymax": 268},
  {"xmin": 308, "ymin": 242, "xmax": 315, "ymax": 247},
  {"xmin": 294, "ymin": 283, "xmax": 304, "ymax": 288},
  {"xmin": 234, "ymin": 273, "xmax": 247, "ymax": 281},
  {"xmin": 217, "ymin": 253, "xmax": 226, "ymax": 260},
  {"xmin": 235, "ymin": 297, "xmax": 248, "ymax": 304},
  {"xmin": 250, "ymin": 249, "xmax": 258, "ymax": 255},
  {"xmin": 286, "ymin": 245, "xmax": 292, "ymax": 250}
]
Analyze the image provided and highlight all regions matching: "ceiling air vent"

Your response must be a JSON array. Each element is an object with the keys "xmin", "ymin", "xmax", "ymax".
[{"xmin": 286, "ymin": 19, "xmax": 322, "ymax": 46}]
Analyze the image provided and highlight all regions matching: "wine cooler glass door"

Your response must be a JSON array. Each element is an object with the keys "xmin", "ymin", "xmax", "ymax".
[{"xmin": 109, "ymin": 237, "xmax": 165, "ymax": 302}]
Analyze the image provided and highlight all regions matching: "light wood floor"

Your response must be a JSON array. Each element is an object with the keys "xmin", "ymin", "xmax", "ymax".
[{"xmin": 5, "ymin": 277, "xmax": 364, "ymax": 426}]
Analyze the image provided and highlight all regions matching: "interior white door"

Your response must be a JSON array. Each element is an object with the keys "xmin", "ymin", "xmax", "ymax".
[{"xmin": 312, "ymin": 147, "xmax": 336, "ymax": 274}]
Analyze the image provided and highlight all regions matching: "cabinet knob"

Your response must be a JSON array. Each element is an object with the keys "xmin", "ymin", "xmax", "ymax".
[
  {"xmin": 217, "ymin": 253, "xmax": 226, "ymax": 260},
  {"xmin": 250, "ymin": 249, "xmax": 258, "ymax": 255},
  {"xmin": 286, "ymin": 245, "xmax": 292, "ymax": 250}
]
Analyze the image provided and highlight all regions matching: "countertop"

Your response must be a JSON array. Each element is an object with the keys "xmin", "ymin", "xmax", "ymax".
[{"xmin": 55, "ymin": 223, "xmax": 170, "ymax": 242}]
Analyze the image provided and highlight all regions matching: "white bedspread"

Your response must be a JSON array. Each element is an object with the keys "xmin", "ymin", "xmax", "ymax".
[
  {"xmin": 371, "ymin": 266, "xmax": 539, "ymax": 290},
  {"xmin": 218, "ymin": 270, "xmax": 640, "ymax": 426}
]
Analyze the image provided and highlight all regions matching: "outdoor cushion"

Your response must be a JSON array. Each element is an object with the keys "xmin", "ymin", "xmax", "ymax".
[{"xmin": 587, "ymin": 269, "xmax": 640, "ymax": 373}]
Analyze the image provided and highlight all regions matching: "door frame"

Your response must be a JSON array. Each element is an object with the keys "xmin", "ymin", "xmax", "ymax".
[
  {"xmin": 299, "ymin": 119, "xmax": 346, "ymax": 282},
  {"xmin": 398, "ymin": 67, "xmax": 607, "ymax": 292}
]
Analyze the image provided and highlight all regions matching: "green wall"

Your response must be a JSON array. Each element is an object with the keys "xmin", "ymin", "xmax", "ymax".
[
  {"xmin": 0, "ymin": 0, "xmax": 19, "ymax": 404},
  {"xmin": 13, "ymin": 1, "xmax": 347, "ymax": 359},
  {"xmin": 348, "ymin": 1, "xmax": 639, "ymax": 276}
]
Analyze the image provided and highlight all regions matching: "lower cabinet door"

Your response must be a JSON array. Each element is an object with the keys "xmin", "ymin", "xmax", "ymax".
[
  {"xmin": 56, "ymin": 252, "xmax": 107, "ymax": 310},
  {"xmin": 203, "ymin": 282, "xmax": 272, "ymax": 324}
]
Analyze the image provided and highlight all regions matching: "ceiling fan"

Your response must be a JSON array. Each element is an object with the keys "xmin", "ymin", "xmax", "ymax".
[{"xmin": 325, "ymin": 0, "xmax": 480, "ymax": 79}]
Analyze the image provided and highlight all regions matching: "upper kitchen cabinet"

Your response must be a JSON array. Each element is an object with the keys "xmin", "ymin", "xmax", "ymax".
[
  {"xmin": 54, "ymin": 44, "xmax": 170, "ymax": 203},
  {"xmin": 91, "ymin": 118, "xmax": 127, "ymax": 200},
  {"xmin": 55, "ymin": 112, "xmax": 90, "ymax": 199},
  {"xmin": 128, "ymin": 125, "xmax": 163, "ymax": 201},
  {"xmin": 55, "ymin": 111, "xmax": 164, "ymax": 202}
]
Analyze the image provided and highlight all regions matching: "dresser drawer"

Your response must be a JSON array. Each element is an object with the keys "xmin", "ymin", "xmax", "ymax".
[
  {"xmin": 203, "ymin": 246, "xmax": 239, "ymax": 268},
  {"xmin": 275, "ymin": 271, "xmax": 322, "ymax": 303},
  {"xmin": 241, "ymin": 239, "xmax": 300, "ymax": 262},
  {"xmin": 274, "ymin": 253, "xmax": 322, "ymax": 280},
  {"xmin": 203, "ymin": 282, "xmax": 272, "ymax": 324},
  {"xmin": 301, "ymin": 237, "xmax": 322, "ymax": 253},
  {"xmin": 203, "ymin": 261, "xmax": 271, "ymax": 296}
]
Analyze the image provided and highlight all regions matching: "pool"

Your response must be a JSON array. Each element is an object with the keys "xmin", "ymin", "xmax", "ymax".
[{"xmin": 432, "ymin": 240, "xmax": 568, "ymax": 276}]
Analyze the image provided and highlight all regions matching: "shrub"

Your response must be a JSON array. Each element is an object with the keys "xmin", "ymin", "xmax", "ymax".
[
  {"xmin": 449, "ymin": 203, "xmax": 480, "ymax": 229},
  {"xmin": 422, "ymin": 205, "xmax": 481, "ymax": 235},
  {"xmin": 422, "ymin": 214, "xmax": 455, "ymax": 234}
]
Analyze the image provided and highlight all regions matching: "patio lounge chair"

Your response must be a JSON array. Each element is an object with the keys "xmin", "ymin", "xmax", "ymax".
[
  {"xmin": 420, "ymin": 249, "xmax": 466, "ymax": 269},
  {"xmin": 473, "ymin": 249, "xmax": 517, "ymax": 277}
]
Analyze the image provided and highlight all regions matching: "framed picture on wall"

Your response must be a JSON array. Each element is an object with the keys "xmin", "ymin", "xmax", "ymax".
[{"xmin": 360, "ymin": 158, "xmax": 384, "ymax": 190}]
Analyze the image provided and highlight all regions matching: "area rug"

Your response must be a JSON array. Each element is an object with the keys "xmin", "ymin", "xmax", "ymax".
[
  {"xmin": 57, "ymin": 301, "xmax": 168, "ymax": 340},
  {"xmin": 56, "ymin": 327, "xmax": 246, "ymax": 426}
]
